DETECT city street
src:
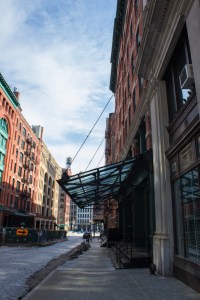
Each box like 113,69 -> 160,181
0,234 -> 83,300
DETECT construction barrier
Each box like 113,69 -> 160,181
0,227 -> 67,245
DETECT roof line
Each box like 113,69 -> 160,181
0,73 -> 21,108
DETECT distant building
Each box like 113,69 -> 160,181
69,200 -> 77,231
58,168 -> 71,231
37,141 -> 62,230
76,206 -> 93,232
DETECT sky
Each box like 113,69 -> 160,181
0,0 -> 117,175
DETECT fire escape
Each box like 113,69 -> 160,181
20,136 -> 36,212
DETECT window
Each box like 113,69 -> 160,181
135,0 -> 138,15
197,136 -> 200,158
16,181 -> 20,192
27,201 -> 30,212
0,152 -> 5,165
136,28 -> 141,52
138,76 -> 143,95
128,75 -> 130,95
18,166 -> 22,177
133,90 -> 136,112
131,53 -> 134,73
21,140 -> 25,149
14,196 -> 18,209
128,106 -> 131,128
0,118 -> 8,133
22,127 -> 26,137
10,194 -> 13,206
124,119 -> 128,136
12,178 -> 15,189
164,26 -> 195,122
0,134 -> 6,149
180,143 -> 193,171
10,160 -> 13,171
20,152 -> 23,163
173,167 -> 200,264
130,22 -> 133,36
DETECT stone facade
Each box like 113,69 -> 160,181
36,141 -> 62,230
58,168 -> 71,231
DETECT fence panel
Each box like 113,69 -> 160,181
0,227 -> 67,245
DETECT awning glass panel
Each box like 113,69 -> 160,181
57,158 -> 137,208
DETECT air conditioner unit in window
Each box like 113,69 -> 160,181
179,64 -> 194,89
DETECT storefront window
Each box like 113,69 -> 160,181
173,179 -> 185,256
173,167 -> 200,264
196,136 -> 200,158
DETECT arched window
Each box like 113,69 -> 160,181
0,118 -> 8,134
48,177 -> 52,187
44,173 -> 48,184
0,119 -> 8,182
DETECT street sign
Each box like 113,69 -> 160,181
16,228 -> 28,236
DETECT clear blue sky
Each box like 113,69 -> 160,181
0,0 -> 117,174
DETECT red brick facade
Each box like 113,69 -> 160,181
108,0 -> 152,164
0,74 -> 42,227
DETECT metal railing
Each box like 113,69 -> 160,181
112,237 -> 151,268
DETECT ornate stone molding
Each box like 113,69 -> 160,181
135,0 -> 194,79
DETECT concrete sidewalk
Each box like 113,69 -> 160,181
23,238 -> 200,300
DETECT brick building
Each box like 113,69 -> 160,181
107,0 -> 200,293
0,74 -> 42,227
0,73 -> 62,230
106,0 -> 154,254
58,168 -> 71,231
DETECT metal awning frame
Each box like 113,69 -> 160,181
58,158 -> 138,208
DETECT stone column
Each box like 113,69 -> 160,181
150,80 -> 174,276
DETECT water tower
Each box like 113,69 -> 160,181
66,157 -> 72,169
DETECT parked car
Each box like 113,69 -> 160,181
83,231 -> 91,239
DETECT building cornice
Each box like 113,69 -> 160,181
135,0 -> 194,79
135,0 -> 173,78
109,0 -> 127,93
0,73 -> 20,108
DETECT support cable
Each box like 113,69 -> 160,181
70,62 -> 132,168
70,94 -> 113,167
85,137 -> 105,171
97,152 -> 105,168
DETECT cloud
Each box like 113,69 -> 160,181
0,0 -> 116,174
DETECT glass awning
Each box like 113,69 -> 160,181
57,158 -> 137,208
